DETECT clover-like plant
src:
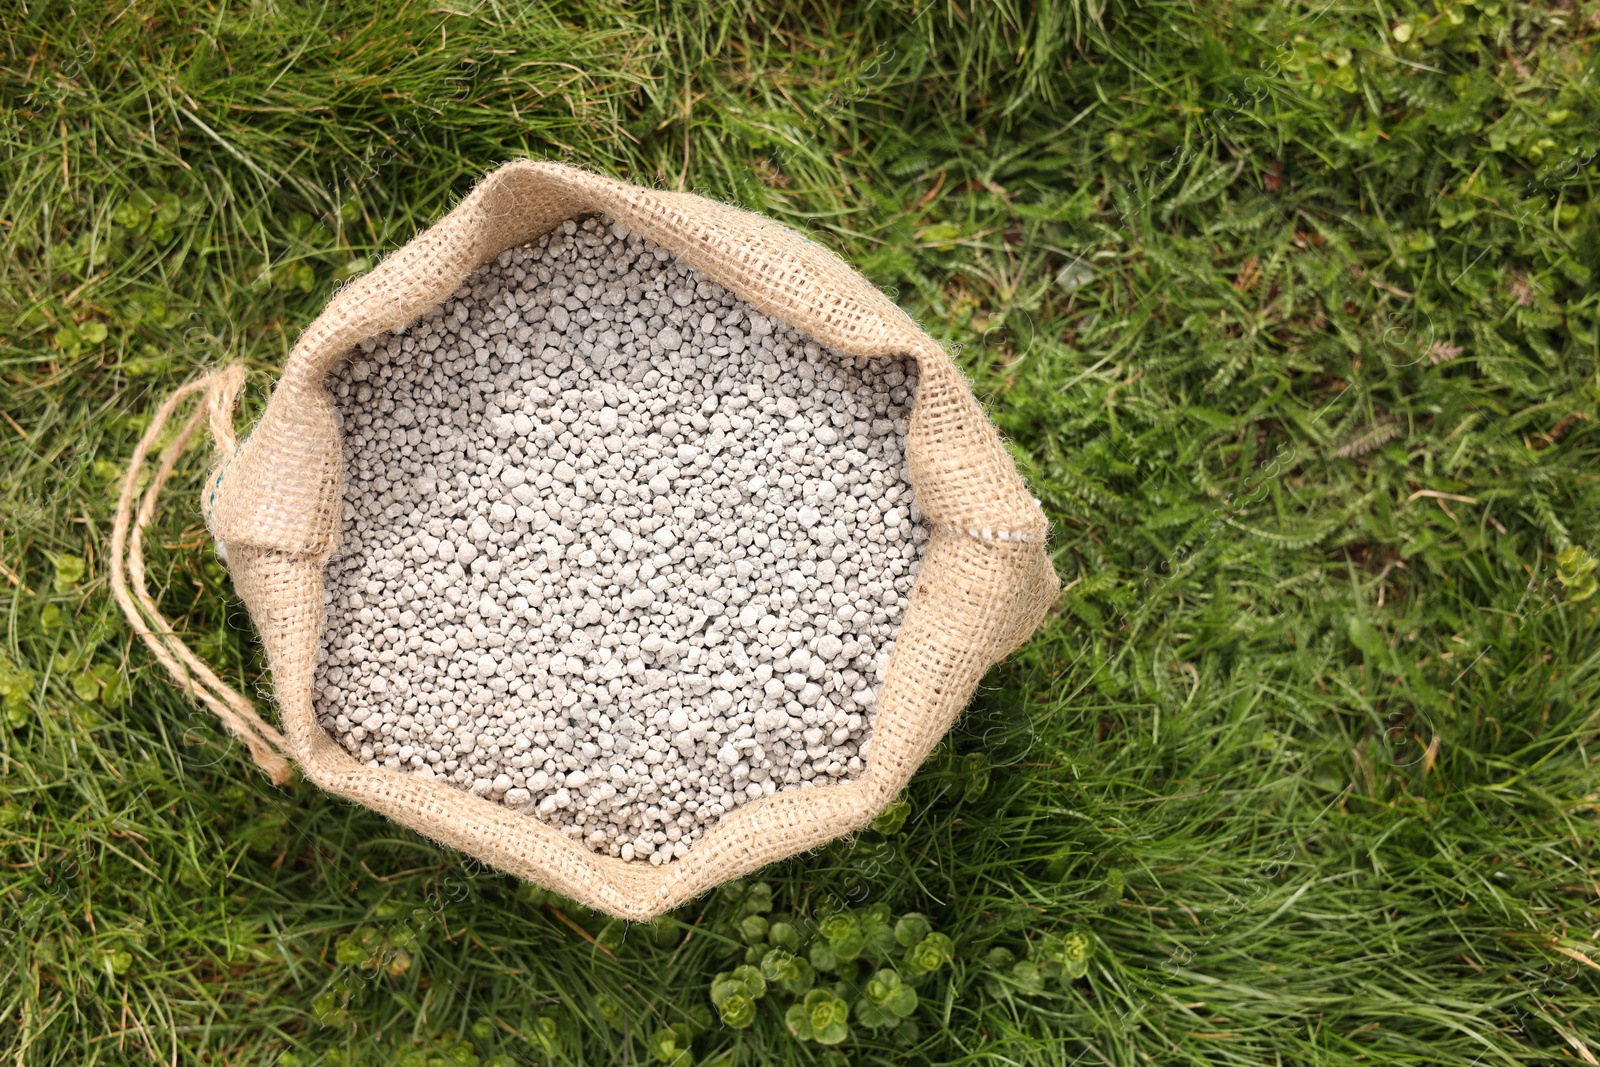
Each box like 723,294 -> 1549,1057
761,947 -> 817,995
311,973 -> 364,1027
710,964 -> 767,1029
708,893 -> 956,1044
529,1016 -> 560,1057
334,925 -> 388,970
986,928 -> 1096,994
647,1025 -> 695,1067
50,553 -> 85,595
814,911 -> 865,965
1557,545 -> 1598,602
0,654 -> 34,727
902,931 -> 954,976
1037,929 -> 1094,981
856,968 -> 919,1028
894,913 -> 931,949
859,902 -> 898,957
785,988 -> 851,1045
871,798 -> 911,834
982,946 -> 1047,995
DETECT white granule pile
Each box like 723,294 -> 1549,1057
313,214 -> 925,864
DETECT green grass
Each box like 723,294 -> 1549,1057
3,0 -> 1600,1062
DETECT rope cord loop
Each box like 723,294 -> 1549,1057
108,367 -> 292,785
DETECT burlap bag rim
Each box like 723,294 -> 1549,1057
206,161 -> 1058,920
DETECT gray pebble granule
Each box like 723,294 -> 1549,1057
314,214 -> 925,864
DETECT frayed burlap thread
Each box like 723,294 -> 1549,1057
184,161 -> 1057,919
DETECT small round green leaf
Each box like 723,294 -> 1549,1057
871,798 -> 910,834
784,1002 -> 814,1041
729,963 -> 767,1000
739,914 -> 769,944
767,920 -> 800,952
894,913 -> 931,949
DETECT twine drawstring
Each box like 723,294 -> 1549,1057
109,367 -> 293,785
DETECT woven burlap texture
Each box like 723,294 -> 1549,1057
206,161 -> 1059,920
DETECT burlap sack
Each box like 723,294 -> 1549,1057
113,161 -> 1058,920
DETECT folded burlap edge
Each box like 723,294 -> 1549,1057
208,161 -> 1059,920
